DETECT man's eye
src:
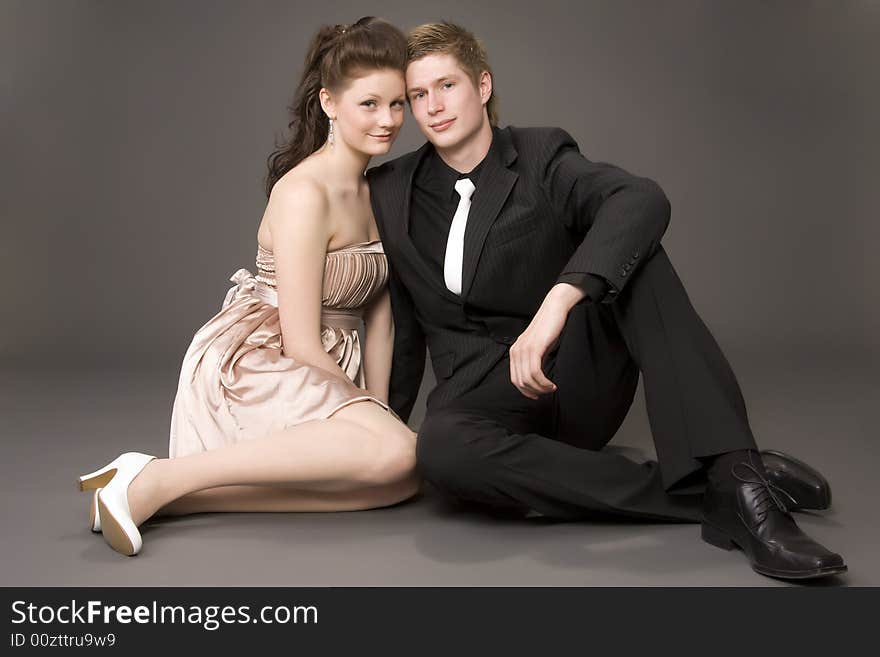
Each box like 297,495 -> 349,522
443,82 -> 454,89
412,92 -> 425,100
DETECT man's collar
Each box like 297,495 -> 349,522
417,148 -> 461,195
417,126 -> 514,196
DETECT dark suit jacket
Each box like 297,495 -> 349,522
367,126 -> 671,422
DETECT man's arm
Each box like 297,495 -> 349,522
545,127 -> 670,299
509,128 -> 671,399
386,266 -> 427,423
365,164 -> 427,422
556,273 -> 609,304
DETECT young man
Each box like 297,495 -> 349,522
366,22 -> 845,580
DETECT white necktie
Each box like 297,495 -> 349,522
444,177 -> 476,295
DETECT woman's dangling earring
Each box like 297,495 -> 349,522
328,118 -> 335,147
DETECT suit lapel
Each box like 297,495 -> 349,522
394,143 -> 463,304
460,128 -> 518,299
400,142 -> 430,235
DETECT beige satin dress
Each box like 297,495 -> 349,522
168,240 -> 390,458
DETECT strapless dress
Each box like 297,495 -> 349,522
168,240 -> 390,457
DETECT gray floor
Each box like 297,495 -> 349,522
2,350 -> 876,587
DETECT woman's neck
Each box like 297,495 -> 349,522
314,141 -> 371,191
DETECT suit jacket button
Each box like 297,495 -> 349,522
624,263 -> 632,270
633,252 -> 640,259
620,269 -> 628,277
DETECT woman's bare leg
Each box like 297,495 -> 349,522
157,477 -> 420,516
123,401 -> 417,525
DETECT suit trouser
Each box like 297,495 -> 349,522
416,246 -> 759,522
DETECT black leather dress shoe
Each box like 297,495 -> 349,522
702,456 -> 846,580
761,450 -> 831,511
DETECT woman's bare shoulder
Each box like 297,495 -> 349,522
270,167 -> 328,214
264,167 -> 334,247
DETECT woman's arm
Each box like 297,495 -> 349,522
265,178 -> 353,383
362,287 -> 393,403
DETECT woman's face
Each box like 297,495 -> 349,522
323,68 -> 406,156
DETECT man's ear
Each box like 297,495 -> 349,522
479,71 -> 493,106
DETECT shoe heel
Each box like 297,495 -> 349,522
90,489 -> 101,532
78,461 -> 121,491
702,523 -> 736,551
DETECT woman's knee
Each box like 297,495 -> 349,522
360,419 -> 417,487
331,401 -> 417,485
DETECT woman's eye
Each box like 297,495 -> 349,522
392,100 -> 405,108
361,100 -> 376,107
443,82 -> 453,89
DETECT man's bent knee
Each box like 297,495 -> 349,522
416,412 -> 493,493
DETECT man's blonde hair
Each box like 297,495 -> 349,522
407,21 -> 499,126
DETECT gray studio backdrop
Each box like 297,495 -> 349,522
3,0 -> 877,387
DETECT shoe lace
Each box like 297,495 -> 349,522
731,454 -> 791,522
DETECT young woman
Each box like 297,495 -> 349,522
77,17 -> 419,556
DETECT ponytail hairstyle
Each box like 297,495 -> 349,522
265,17 -> 407,198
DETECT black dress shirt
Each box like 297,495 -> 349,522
410,146 -> 488,280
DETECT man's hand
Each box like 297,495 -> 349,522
509,283 -> 586,399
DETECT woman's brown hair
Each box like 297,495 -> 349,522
265,17 -> 407,198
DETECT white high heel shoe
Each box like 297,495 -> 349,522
78,452 -> 156,556
90,489 -> 101,532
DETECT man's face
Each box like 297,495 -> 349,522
405,53 -> 490,151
